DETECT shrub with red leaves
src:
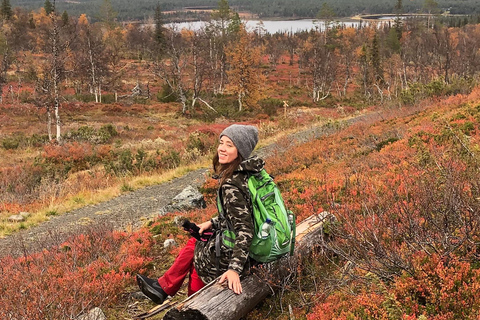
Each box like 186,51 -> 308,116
0,227 -> 155,320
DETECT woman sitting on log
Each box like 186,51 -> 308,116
136,124 -> 263,304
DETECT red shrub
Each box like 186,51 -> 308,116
0,227 -> 155,319
307,253 -> 480,320
43,141 -> 95,164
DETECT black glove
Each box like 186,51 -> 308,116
182,219 -> 213,242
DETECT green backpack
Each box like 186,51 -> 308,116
217,169 -> 296,263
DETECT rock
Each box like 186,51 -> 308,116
19,212 -> 30,218
173,215 -> 186,226
331,202 -> 342,208
8,212 -> 31,223
8,215 -> 25,223
130,291 -> 149,300
77,307 -> 106,320
164,239 -> 177,249
160,185 -> 206,215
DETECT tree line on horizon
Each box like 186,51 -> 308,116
7,0 -> 480,22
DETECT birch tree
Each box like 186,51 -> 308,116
423,0 -> 440,29
72,14 -> 108,102
36,0 -> 64,142
51,1 -> 61,141
0,26 -> 12,104
152,27 -> 189,113
188,29 -> 216,112
207,0 -> 238,94
300,27 -> 338,102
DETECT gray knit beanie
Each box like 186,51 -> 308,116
220,124 -> 259,160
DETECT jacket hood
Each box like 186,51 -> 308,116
236,156 -> 265,174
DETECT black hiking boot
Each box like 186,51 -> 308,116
136,274 -> 168,304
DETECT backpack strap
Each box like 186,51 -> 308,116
215,187 -> 226,277
289,211 -> 296,256
216,185 -> 236,231
215,231 -> 221,276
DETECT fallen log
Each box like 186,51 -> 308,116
163,212 -> 332,320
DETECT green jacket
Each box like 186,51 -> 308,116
194,156 -> 265,283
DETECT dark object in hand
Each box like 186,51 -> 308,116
182,219 -> 213,242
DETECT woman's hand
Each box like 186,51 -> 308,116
218,269 -> 242,294
197,220 -> 212,235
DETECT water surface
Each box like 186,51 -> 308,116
167,19 -> 361,34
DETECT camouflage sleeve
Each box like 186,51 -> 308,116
210,216 -> 219,230
221,183 -> 254,274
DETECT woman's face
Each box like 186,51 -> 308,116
217,136 -> 238,164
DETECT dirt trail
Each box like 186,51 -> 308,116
0,114 -> 373,258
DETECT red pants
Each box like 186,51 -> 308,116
158,237 -> 205,296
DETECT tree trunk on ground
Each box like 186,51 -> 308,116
163,212 -> 332,320
164,275 -> 270,320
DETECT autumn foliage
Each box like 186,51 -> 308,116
3,86 -> 480,318
258,89 -> 480,319
1,2 -> 480,319
1,92 -> 480,319
0,226 -> 155,319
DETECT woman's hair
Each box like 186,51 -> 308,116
213,152 -> 244,185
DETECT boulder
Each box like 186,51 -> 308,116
8,212 -> 31,223
164,238 -> 177,249
8,215 -> 25,223
19,212 -> 31,218
160,185 -> 206,215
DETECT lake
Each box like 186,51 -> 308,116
167,19 -> 361,34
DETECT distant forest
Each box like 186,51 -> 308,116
9,0 -> 480,22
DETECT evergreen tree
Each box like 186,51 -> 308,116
359,43 -> 369,95
210,0 -> 236,93
227,11 -> 241,35
370,33 -> 384,84
61,10 -> 69,26
154,4 -> 165,47
423,0 -> 440,14
393,0 -> 403,41
211,0 -> 232,37
394,0 -> 403,13
1,0 -> 13,20
97,0 -> 118,29
423,0 -> 440,28
44,0 -> 54,15
317,2 -> 336,21
387,27 -> 401,53
317,2 -> 336,43
29,14 -> 36,29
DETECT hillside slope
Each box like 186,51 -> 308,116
1,89 -> 480,318
259,88 -> 480,319
0,110 -> 369,257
